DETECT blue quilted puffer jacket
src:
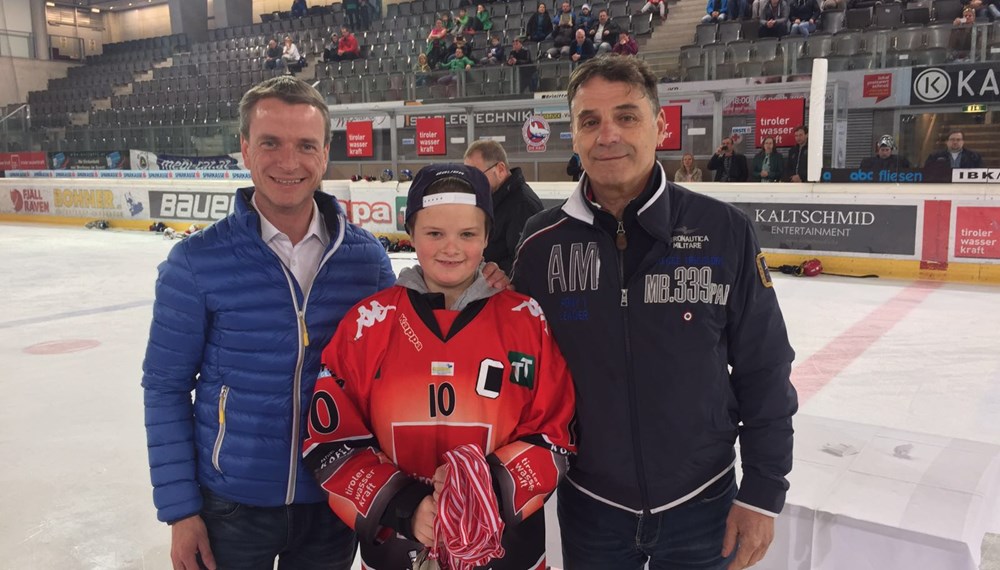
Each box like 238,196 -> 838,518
142,187 -> 395,523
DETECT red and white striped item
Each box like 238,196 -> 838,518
430,444 -> 506,570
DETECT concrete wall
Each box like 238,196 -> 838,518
0,0 -> 33,33
0,56 -> 75,106
103,5 -> 172,44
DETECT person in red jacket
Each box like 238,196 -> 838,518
304,163 -> 576,570
330,25 -> 361,61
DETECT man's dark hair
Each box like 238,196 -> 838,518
948,130 -> 965,139
567,55 -> 660,116
239,75 -> 331,147
794,125 -> 808,135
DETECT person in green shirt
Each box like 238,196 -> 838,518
437,46 -> 474,97
476,4 -> 494,32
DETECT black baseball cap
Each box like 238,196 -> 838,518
405,163 -> 493,227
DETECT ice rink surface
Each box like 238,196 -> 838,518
2,222 -> 999,569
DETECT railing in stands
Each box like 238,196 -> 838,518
0,104 -> 31,153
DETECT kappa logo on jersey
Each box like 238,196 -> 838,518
508,352 -> 536,389
354,301 -> 396,340
398,313 -> 423,351
512,298 -> 548,332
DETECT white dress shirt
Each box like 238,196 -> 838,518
253,195 -> 330,299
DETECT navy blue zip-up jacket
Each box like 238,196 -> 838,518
512,164 -> 797,517
143,187 -> 395,523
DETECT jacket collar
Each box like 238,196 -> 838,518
236,187 -> 346,248
492,167 -> 526,207
561,162 -> 674,243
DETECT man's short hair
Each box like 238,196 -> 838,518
567,55 -> 660,116
794,125 -> 808,134
239,76 -> 332,147
948,130 -> 965,139
465,139 -> 509,166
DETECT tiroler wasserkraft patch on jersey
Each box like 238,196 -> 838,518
508,352 -> 536,389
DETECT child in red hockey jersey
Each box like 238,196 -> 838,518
304,164 -> 576,569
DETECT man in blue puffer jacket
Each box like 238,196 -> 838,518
142,76 -> 395,570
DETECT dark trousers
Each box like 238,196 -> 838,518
557,471 -> 738,569
200,490 -> 357,570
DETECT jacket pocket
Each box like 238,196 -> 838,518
211,385 -> 230,474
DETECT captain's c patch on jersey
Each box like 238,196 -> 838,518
755,253 -> 773,288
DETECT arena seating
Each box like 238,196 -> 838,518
11,0 -> 1000,153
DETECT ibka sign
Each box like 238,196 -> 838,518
656,106 -> 682,151
0,152 -> 48,171
346,121 -> 374,158
416,117 -> 446,156
148,190 -> 235,221
952,168 -> 1000,183
910,65 -> 1000,105
754,98 -> 804,148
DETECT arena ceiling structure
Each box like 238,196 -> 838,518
52,0 -> 168,12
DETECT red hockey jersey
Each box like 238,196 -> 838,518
304,285 -> 576,569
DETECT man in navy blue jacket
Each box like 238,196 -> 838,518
513,56 -> 797,570
142,76 -> 395,569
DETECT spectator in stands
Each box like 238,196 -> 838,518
414,52 -> 432,86
638,0 -> 669,22
961,0 -> 988,19
437,46 -> 475,96
759,0 -> 790,37
441,11 -> 457,33
751,136 -> 785,182
784,125 -> 808,182
476,4 -> 494,33
612,30 -> 639,55
708,136 -> 749,181
291,0 -> 308,18
321,32 -> 338,62
281,36 -> 303,72
464,140 -> 544,273
455,7 -> 473,34
428,19 -> 448,44
577,4 -> 596,30
527,3 -> 555,41
860,135 -> 911,171
589,9 -> 622,52
344,0 -> 361,31
788,0 -> 820,37
447,36 -> 473,62
566,28 -> 597,62
702,0 -> 730,22
264,38 -> 284,70
426,21 -> 450,67
143,75 -> 387,570
948,7 -> 976,61
925,130 -> 984,169
674,152 -> 704,182
551,1 -> 578,55
359,0 -> 373,30
330,26 -> 361,61
480,35 -> 506,64
506,37 -> 537,93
